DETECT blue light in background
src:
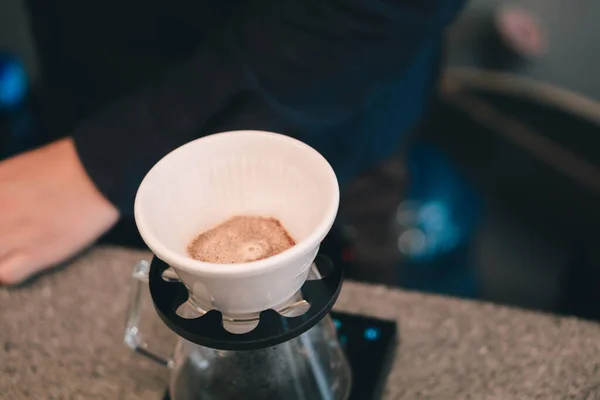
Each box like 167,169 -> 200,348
333,318 -> 342,330
0,54 -> 27,110
363,327 -> 380,341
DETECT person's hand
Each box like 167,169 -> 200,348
0,138 -> 119,284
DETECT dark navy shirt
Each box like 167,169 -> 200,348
26,0 -> 466,215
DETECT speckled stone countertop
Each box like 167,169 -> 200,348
2,247 -> 600,399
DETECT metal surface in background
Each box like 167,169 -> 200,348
446,0 -> 600,102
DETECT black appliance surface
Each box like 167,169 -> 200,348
333,311 -> 398,400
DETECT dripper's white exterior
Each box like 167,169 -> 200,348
134,131 -> 339,318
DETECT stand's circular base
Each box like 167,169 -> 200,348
149,255 -> 344,351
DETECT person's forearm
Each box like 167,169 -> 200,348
72,0 -> 466,215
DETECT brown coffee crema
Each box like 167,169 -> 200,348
188,216 -> 296,264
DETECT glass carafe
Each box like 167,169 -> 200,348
125,261 -> 352,400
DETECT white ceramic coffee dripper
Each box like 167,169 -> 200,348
134,130 -> 339,321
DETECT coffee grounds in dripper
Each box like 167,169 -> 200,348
188,216 -> 295,264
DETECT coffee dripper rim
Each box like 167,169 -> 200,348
133,130 -> 340,278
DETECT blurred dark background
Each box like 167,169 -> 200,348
1,0 -> 599,319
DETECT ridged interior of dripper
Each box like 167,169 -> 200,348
136,131 -> 337,264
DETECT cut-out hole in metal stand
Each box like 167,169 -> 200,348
221,318 -> 260,335
161,268 -> 180,283
279,299 -> 310,317
175,302 -> 204,320
148,255 -> 344,351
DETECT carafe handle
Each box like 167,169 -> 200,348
123,260 -> 175,368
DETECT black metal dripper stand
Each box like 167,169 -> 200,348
150,254 -> 344,351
